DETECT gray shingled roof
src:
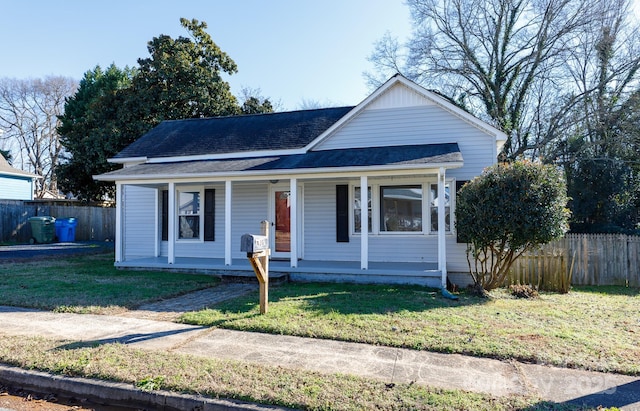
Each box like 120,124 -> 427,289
0,154 -> 38,178
98,143 -> 462,179
114,106 -> 355,159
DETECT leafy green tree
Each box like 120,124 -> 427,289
59,18 -> 272,201
566,158 -> 638,233
241,96 -> 274,114
132,17 -> 240,123
456,161 -> 569,291
237,87 -> 278,114
57,65 -> 135,201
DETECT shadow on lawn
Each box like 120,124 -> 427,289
572,285 -> 640,297
221,282 -> 490,316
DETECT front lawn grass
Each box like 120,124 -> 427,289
181,282 -> 640,376
0,253 -> 216,313
0,335 -> 589,411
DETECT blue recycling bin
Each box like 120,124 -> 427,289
55,218 -> 78,242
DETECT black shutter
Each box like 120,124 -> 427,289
336,185 -> 349,242
161,190 -> 168,241
455,180 -> 469,243
204,189 -> 215,241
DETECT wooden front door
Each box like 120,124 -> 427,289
272,189 -> 291,257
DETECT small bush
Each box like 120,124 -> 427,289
509,284 -> 539,299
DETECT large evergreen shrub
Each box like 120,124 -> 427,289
456,161 -> 569,290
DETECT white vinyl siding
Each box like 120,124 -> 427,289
315,105 -> 495,179
446,238 -> 470,273
0,175 -> 33,200
369,234 -> 437,263
230,183 -> 269,259
304,181 -> 360,261
367,82 -> 437,110
123,185 -> 156,258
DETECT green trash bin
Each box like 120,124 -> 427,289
28,216 -> 56,244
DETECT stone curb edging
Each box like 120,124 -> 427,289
0,364 -> 291,411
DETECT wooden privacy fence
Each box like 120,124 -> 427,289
508,241 -> 571,292
508,233 -> 640,289
0,201 -> 115,243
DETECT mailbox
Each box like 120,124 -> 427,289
241,234 -> 269,253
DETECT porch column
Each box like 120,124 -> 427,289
168,182 -> 175,264
437,167 -> 447,287
360,175 -> 368,270
290,178 -> 298,268
115,182 -> 123,263
225,180 -> 232,265
154,188 -> 160,257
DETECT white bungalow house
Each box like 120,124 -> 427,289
94,75 -> 506,287
0,154 -> 39,200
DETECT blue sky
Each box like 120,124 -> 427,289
4,1 -> 639,111
1,0 -> 412,110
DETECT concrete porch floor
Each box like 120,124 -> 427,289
115,257 -> 443,287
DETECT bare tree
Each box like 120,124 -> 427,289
366,0 -> 629,159
0,76 -> 77,197
563,0 -> 640,157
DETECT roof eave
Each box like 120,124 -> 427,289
0,170 -> 40,179
108,157 -> 148,165
93,161 -> 464,182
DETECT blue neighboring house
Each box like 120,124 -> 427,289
0,154 -> 38,200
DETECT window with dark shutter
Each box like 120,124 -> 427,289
204,188 -> 215,241
336,185 -> 349,242
161,190 -> 168,241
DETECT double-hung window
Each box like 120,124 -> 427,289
429,183 -> 451,233
162,187 -> 215,242
178,190 -> 201,240
353,186 -> 372,233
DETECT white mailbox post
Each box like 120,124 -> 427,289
240,220 -> 271,314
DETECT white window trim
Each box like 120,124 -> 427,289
176,186 -> 204,242
351,184 -> 373,235
378,183 -> 426,235
428,180 -> 455,234
350,178 -> 456,236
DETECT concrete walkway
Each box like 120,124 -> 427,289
0,284 -> 638,410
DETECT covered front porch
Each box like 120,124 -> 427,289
115,257 -> 442,287
103,141 -> 466,289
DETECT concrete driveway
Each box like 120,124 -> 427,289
0,241 -> 114,262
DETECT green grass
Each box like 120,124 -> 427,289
0,335 -> 595,411
0,253 -> 216,313
181,282 -> 640,376
0,255 -> 632,409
